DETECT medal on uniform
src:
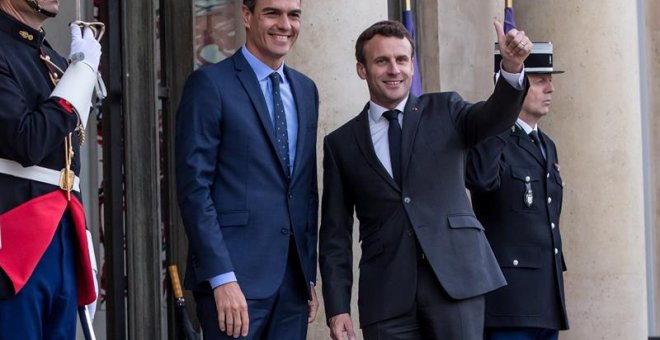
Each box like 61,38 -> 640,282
523,176 -> 533,207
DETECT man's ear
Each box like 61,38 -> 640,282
241,5 -> 252,30
356,62 -> 367,80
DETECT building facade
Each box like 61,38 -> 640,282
41,0 -> 658,339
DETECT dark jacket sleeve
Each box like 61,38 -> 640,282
0,54 -> 78,166
451,75 -> 527,147
319,136 -> 355,320
466,134 -> 508,193
175,69 -> 234,284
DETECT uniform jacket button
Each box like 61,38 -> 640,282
513,259 -> 519,266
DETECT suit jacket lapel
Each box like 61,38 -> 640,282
512,125 -> 546,167
285,66 -> 307,179
233,52 -> 289,177
352,104 -> 400,192
401,95 -> 423,183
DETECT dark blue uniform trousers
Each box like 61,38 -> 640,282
0,212 -> 78,340
195,237 -> 309,340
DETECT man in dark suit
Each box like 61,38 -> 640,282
175,0 -> 319,338
319,20 -> 532,339
466,42 -> 568,340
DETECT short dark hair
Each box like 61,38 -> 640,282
355,20 -> 415,64
243,0 -> 256,12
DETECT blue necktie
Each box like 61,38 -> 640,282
383,109 -> 402,186
269,72 -> 290,176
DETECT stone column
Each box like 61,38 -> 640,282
419,0 -> 500,100
286,1 -> 388,339
646,0 -> 660,335
515,1 -> 648,339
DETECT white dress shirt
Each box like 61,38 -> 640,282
368,69 -> 525,178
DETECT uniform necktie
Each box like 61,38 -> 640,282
383,109 -> 402,186
269,72 -> 290,176
529,130 -> 546,160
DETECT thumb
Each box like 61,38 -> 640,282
493,20 -> 505,46
69,23 -> 82,40
347,323 -> 357,340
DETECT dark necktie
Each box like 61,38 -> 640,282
528,130 -> 546,159
269,72 -> 290,176
383,109 -> 402,186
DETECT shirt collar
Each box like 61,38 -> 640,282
516,118 -> 537,135
368,97 -> 409,124
241,45 -> 285,82
0,9 -> 46,49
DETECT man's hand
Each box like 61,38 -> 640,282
328,313 -> 356,340
308,284 -> 319,323
69,24 -> 101,70
213,282 -> 249,338
494,20 -> 532,73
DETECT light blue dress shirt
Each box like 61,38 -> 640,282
209,46 -> 299,289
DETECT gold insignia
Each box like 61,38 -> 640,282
19,30 -> 34,41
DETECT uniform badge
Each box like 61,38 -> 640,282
524,182 -> 533,207
19,30 -> 33,41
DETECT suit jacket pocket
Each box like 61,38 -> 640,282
217,211 -> 249,227
493,245 -> 541,269
447,214 -> 485,230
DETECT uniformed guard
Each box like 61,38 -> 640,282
466,42 -> 568,340
0,0 -> 102,338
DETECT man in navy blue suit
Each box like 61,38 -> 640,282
175,0 -> 319,338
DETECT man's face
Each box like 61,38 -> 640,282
17,0 -> 59,17
521,73 -> 554,120
242,0 -> 301,69
357,35 -> 414,109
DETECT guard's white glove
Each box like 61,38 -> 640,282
50,24 -> 102,129
85,230 -> 99,321
69,24 -> 101,71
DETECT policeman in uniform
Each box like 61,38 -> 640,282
466,42 -> 568,340
0,0 -> 101,338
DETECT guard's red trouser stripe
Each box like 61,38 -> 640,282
0,190 -> 96,306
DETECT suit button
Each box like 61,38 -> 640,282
403,197 -> 411,204
281,228 -> 289,235
554,248 -> 559,255
547,197 -> 552,204
288,192 -> 293,199
551,222 -> 556,229
512,260 -> 519,266
547,172 -> 550,178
